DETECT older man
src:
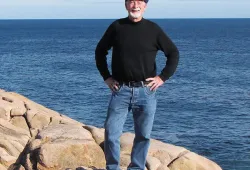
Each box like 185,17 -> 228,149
95,0 -> 179,169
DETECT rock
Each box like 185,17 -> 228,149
23,152 -> 35,170
75,167 -> 91,170
0,108 -> 7,120
26,109 -> 51,130
10,116 -> 30,131
169,152 -> 222,170
30,128 -> 39,137
7,92 -> 61,118
10,106 -> 26,116
146,155 -> 162,170
0,90 -> 223,170
26,108 -> 84,131
157,165 -> 170,170
0,118 -> 30,158
0,164 -> 7,170
36,139 -> 105,170
75,166 -> 104,170
48,116 -> 61,125
120,153 -> 131,167
58,114 -> 85,127
28,139 -> 42,151
27,124 -> 106,170
0,102 -> 12,120
0,93 -> 27,117
119,133 -> 189,170
0,139 -> 20,158
8,163 -> 26,170
0,118 -> 30,168
148,139 -> 188,165
18,165 -> 26,170
37,124 -> 93,141
83,125 -> 105,145
0,118 -> 30,139
168,157 -> 196,170
0,147 -> 17,167
120,132 -> 134,154
48,114 -> 85,127
0,155 -> 17,167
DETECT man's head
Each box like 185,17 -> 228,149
125,0 -> 148,21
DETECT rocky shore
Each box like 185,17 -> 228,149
0,89 -> 222,170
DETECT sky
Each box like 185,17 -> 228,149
0,0 -> 249,19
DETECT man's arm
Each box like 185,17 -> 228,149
156,27 -> 179,82
95,22 -> 115,81
95,22 -> 120,91
147,27 -> 179,91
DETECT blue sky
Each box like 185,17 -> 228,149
0,0 -> 249,19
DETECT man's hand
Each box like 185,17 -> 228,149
146,76 -> 164,91
105,77 -> 120,92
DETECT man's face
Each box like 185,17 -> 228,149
125,0 -> 147,19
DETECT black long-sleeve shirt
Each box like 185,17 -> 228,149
95,17 -> 179,82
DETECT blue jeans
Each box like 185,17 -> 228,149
104,84 -> 157,170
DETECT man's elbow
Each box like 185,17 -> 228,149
95,44 -> 100,56
170,48 -> 179,60
176,49 -> 180,60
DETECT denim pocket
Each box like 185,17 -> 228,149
113,84 -> 123,94
144,86 -> 156,95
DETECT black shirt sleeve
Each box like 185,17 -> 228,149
156,27 -> 179,82
95,22 -> 115,81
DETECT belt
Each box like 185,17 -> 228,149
121,81 -> 150,87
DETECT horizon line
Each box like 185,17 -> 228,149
1,17 -> 250,20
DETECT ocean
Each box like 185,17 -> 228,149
0,18 -> 249,170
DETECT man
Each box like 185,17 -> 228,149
95,0 -> 179,169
